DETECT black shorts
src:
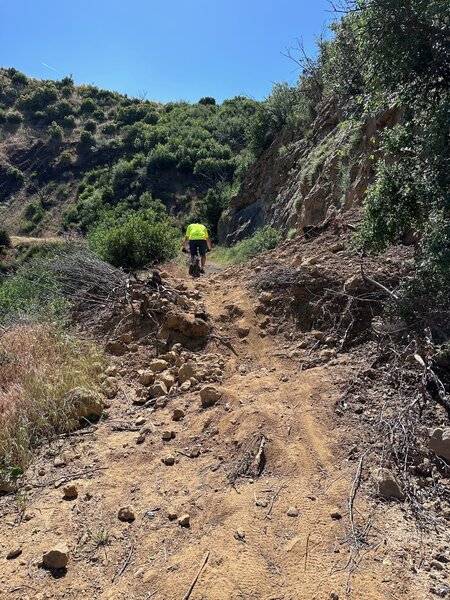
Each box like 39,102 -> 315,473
189,239 -> 207,257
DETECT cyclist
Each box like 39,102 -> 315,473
182,223 -> 212,274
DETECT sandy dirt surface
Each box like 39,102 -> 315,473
0,258 -> 437,600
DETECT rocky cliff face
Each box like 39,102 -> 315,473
219,100 -> 402,244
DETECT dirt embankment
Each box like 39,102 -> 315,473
0,232 -> 449,600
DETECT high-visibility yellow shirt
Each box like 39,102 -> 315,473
186,223 -> 209,240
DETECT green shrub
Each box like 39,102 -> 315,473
78,129 -> 95,147
80,98 -> 97,114
48,121 -> 64,141
6,110 -> 23,125
4,166 -> 25,185
24,200 -> 45,224
62,114 -> 76,128
88,209 -> 179,269
212,227 -> 283,265
0,229 -> 11,248
199,97 -> 216,105
53,150 -> 75,169
84,119 -> 97,132
11,71 -> 28,86
0,108 -> 6,124
101,122 -> 117,135
17,84 -> 58,111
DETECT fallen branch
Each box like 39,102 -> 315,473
265,483 -> 285,519
182,550 -> 210,600
112,541 -> 135,583
360,265 -> 400,302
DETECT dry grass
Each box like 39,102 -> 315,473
0,322 -> 103,470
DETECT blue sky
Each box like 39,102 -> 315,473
0,0 -> 333,103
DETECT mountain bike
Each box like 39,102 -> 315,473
182,247 -> 208,278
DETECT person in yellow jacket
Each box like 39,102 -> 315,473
182,223 -> 212,274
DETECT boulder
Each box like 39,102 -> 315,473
149,359 -> 169,373
178,362 -> 199,384
147,382 -> 168,398
42,544 -> 69,569
165,312 -> 209,338
159,371 -> 175,390
373,468 -> 405,500
237,324 -> 250,338
66,387 -> 105,421
200,385 -> 222,408
429,428 -> 450,462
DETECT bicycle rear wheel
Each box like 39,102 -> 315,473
192,257 -> 201,278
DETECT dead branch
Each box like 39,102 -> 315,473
265,483 -> 285,520
182,551 -> 210,600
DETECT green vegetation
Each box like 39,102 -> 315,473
212,227 -> 283,265
0,228 -> 12,248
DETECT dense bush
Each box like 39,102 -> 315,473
87,207 -> 179,269
0,228 -> 11,248
5,110 -> 23,125
213,227 -> 283,264
48,121 -> 63,141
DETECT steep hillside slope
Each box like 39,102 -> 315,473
219,100 -> 402,244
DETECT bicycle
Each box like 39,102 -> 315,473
182,246 -> 209,278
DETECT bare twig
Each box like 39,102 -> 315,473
182,551 -> 210,600
265,483 -> 285,519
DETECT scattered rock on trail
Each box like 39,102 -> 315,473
178,514 -> 190,527
429,428 -> 450,462
237,324 -> 251,338
234,529 -> 245,540
159,371 -> 175,390
138,370 -> 155,385
330,510 -> 342,520
63,484 -> 78,499
148,382 -> 168,398
162,430 -> 176,441
164,311 -> 209,339
373,468 -> 405,500
180,380 -> 192,392
42,544 -> 69,569
162,455 -> 175,466
0,479 -> 18,493
106,340 -> 128,356
6,547 -> 22,559
66,387 -> 105,422
118,505 -> 136,522
200,385 -> 222,408
259,291 -> 273,304
172,408 -> 185,421
149,359 -> 169,373
287,507 -> 299,517
101,376 -> 119,399
167,509 -> 178,521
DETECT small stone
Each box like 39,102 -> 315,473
255,498 -> 268,508
118,505 -> 136,522
200,385 -> 222,408
178,514 -> 190,527
287,507 -> 299,517
63,484 -> 78,499
373,468 -> 405,500
106,340 -> 128,356
167,509 -> 178,521
190,448 -> 200,458
54,455 -> 67,468
105,365 -> 117,376
180,380 -> 191,392
148,382 -> 168,398
42,544 -> 69,569
330,593 -> 339,600
259,292 -> 273,304
6,547 -> 22,559
330,510 -> 342,520
38,468 -> 46,476
135,417 -> 146,427
429,428 -> 450,462
159,371 -> 175,390
234,529 -> 245,540
172,408 -> 185,421
101,377 -> 119,399
237,324 -> 250,338
162,430 -> 175,441
163,455 -> 175,466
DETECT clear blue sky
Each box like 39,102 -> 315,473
0,0 -> 333,103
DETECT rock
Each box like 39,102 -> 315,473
162,455 -> 175,466
0,479 -> 18,493
149,359 -> 169,373
178,514 -> 190,527
167,508 -> 178,521
373,468 -> 405,500
101,377 -> 119,399
429,428 -> 450,462
66,387 -> 105,421
234,529 -> 245,540
136,423 -> 156,444
135,417 -> 146,427
42,544 -> 69,569
180,380 -> 192,392
6,547 -> 22,559
105,365 -> 117,376
172,408 -> 185,421
118,505 -> 136,522
225,304 -> 244,318
200,385 -> 222,408
287,507 -> 299,517
178,362 -> 199,384
259,291 -> 273,304
162,430 -> 175,441
148,382 -> 168,398
330,593 -> 339,600
63,484 -> 78,499
159,351 -> 177,364
164,312 -> 210,339
237,324 -> 250,338
138,370 -> 155,385
54,455 -> 67,467
190,448 -> 200,458
159,371 -> 175,390
330,510 -> 342,520
106,340 -> 128,356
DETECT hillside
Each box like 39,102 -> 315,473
0,68 -> 258,238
